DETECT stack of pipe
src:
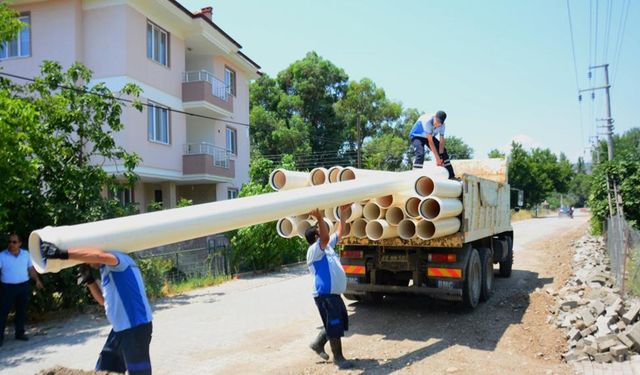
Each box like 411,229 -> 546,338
271,166 -> 463,242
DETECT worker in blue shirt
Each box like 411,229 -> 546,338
305,205 -> 353,369
42,243 -> 152,375
409,110 -> 455,178
0,233 -> 44,346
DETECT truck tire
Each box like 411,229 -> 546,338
462,249 -> 481,309
478,247 -> 494,301
499,236 -> 513,278
343,294 -> 361,301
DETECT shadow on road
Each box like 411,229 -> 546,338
343,269 -> 553,375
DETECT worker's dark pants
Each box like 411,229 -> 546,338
411,137 -> 455,179
0,281 -> 30,341
314,294 -> 349,338
96,322 -> 153,375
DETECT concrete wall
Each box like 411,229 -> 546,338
177,184 -> 217,205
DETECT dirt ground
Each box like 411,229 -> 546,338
277,218 -> 587,375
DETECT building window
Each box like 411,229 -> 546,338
0,15 -> 30,60
148,102 -> 170,144
224,67 -> 236,96
227,188 -> 238,199
108,186 -> 134,205
226,127 -> 237,155
146,21 -> 169,66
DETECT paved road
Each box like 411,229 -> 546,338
0,213 -> 588,374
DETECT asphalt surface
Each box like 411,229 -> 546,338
0,213 -> 588,374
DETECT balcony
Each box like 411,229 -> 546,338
183,142 -> 235,179
182,70 -> 233,116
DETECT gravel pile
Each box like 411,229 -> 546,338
549,235 -> 640,363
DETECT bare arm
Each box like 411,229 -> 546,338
67,248 -> 118,266
426,134 -> 442,164
310,209 -> 329,250
28,266 -> 43,289
87,282 -> 104,305
439,135 -> 445,154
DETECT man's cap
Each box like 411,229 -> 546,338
435,111 -> 447,124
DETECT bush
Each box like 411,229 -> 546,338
135,257 -> 173,300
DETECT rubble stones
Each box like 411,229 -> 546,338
551,235 -> 640,365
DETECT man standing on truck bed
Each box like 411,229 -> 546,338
409,110 -> 455,179
305,205 -> 354,369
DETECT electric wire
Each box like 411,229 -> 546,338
611,0 -> 631,84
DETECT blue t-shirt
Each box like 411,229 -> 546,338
306,233 -> 347,296
100,252 -> 152,332
409,113 -> 445,140
0,249 -> 32,284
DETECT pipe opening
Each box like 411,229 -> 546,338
270,169 -> 286,190
405,197 -> 421,218
375,195 -> 394,208
415,176 -> 435,197
398,219 -> 416,240
296,219 -> 316,236
310,168 -> 327,185
342,222 -> 351,237
339,169 -> 356,181
336,206 -> 352,221
352,219 -> 368,238
328,166 -> 342,183
420,198 -> 440,220
366,220 -> 384,240
416,220 -> 436,240
277,218 -> 296,237
363,202 -> 382,220
385,207 -> 405,225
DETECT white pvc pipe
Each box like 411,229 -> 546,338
269,169 -> 309,191
416,218 -> 461,240
338,167 -> 397,182
276,217 -> 300,238
419,197 -> 463,220
321,218 -> 336,235
398,218 -> 418,240
327,166 -> 343,183
414,176 -> 462,198
385,206 -> 406,225
31,170 -> 426,273
404,197 -> 422,218
342,222 -> 351,238
374,195 -> 394,208
334,202 -> 363,223
363,201 -> 386,220
296,218 -> 317,238
309,167 -> 328,186
351,218 -> 368,239
366,219 -> 398,240
325,207 -> 339,222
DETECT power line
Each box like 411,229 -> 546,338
611,0 -> 631,84
566,0 -> 581,91
0,71 -> 254,128
603,0 -> 613,61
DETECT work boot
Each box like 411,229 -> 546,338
329,338 -> 354,369
309,330 -> 329,360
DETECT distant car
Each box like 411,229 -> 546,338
558,206 -> 573,218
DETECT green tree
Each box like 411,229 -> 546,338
488,149 -> 505,158
335,78 -> 401,167
230,155 -> 308,272
444,135 -> 474,160
362,133 -> 408,171
0,60 -> 142,312
0,2 -> 22,42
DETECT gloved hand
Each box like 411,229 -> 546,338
76,264 -> 96,286
41,242 -> 69,260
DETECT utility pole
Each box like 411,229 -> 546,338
579,64 -> 623,217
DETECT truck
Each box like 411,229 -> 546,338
339,159 -> 513,309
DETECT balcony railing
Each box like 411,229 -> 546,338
183,70 -> 229,102
184,142 -> 230,169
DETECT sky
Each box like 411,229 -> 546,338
182,0 -> 639,163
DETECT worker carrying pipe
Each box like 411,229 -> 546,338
409,111 -> 455,179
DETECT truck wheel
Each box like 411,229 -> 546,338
478,247 -> 494,301
343,294 -> 361,301
462,249 -> 481,309
499,236 -> 513,278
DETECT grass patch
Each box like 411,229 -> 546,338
511,209 -> 534,221
162,274 -> 231,296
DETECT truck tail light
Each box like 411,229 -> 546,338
428,253 -> 457,263
341,250 -> 363,258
